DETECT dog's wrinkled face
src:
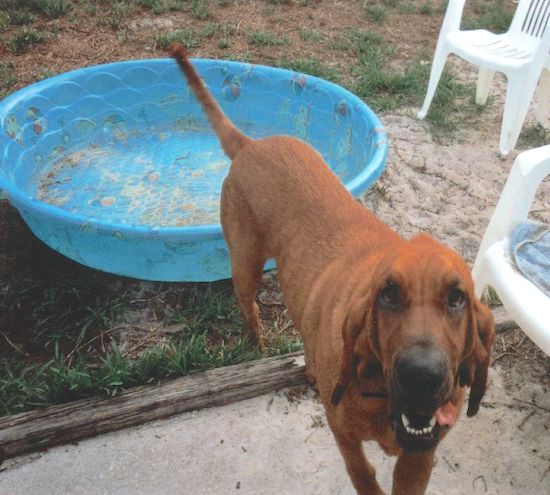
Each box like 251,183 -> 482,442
375,238 -> 474,451
332,234 -> 495,452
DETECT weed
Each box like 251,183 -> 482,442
398,2 -> 417,14
345,29 -> 477,139
419,2 -> 434,15
328,38 -> 352,52
220,52 -> 255,62
364,4 -> 388,24
199,22 -> 235,39
0,327 -> 295,415
0,62 -> 17,98
463,0 -> 514,33
155,29 -> 202,50
137,0 -> 184,14
518,123 -> 550,150
275,58 -> 341,84
172,285 -> 240,330
32,0 -> 72,18
248,30 -> 289,47
8,28 -> 45,54
191,0 -> 211,19
481,286 -> 502,307
8,10 -> 38,26
300,28 -> 324,43
99,2 -> 130,30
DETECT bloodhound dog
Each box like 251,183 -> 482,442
170,44 -> 495,495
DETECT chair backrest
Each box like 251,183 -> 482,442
512,0 -> 550,37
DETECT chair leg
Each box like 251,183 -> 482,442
499,74 -> 538,156
471,259 -> 488,299
475,67 -> 494,106
417,47 -> 449,119
535,68 -> 550,127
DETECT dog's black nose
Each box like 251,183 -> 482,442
395,344 -> 446,402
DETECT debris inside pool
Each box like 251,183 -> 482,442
35,129 -> 231,227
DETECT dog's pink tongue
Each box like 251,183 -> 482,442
435,401 -> 458,427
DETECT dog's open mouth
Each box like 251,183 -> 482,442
393,401 -> 458,451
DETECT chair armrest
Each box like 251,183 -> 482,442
474,145 -> 550,275
482,241 -> 550,354
473,145 -> 550,284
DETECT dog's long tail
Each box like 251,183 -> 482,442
169,43 -> 252,160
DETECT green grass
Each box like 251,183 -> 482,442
342,29 -> 478,140
8,28 -> 45,54
275,58 -> 341,83
1,321 -> 301,416
1,278 -> 127,358
191,0 -> 211,19
300,28 -> 324,43
199,22 -> 235,38
248,30 -> 289,47
97,1 -> 131,30
398,2 -> 418,14
463,0 -> 514,33
0,276 -> 301,417
481,286 -> 502,307
419,1 -> 434,15
364,4 -> 388,23
518,123 -> 550,150
0,336 -> 258,416
30,0 -> 72,19
155,29 -> 203,49
0,62 -> 17,98
136,0 -> 185,14
7,9 -> 38,26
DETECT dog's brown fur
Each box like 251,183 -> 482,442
169,44 -> 495,495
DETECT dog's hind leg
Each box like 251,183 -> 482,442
221,179 -> 267,352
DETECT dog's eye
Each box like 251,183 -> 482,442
447,287 -> 466,310
379,281 -> 400,309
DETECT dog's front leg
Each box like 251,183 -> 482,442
331,428 -> 385,495
391,449 -> 435,495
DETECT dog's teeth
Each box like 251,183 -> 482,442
401,413 -> 410,427
430,416 -> 436,428
404,423 -> 434,436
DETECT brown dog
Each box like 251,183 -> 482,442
169,44 -> 495,495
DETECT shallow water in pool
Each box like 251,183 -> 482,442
35,128 -> 237,227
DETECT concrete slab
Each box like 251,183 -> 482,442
1,366 -> 548,495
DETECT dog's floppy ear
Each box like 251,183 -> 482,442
331,290 -> 378,406
459,298 -> 495,417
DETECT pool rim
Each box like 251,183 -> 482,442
0,57 -> 388,242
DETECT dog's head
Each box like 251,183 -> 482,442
331,234 -> 494,452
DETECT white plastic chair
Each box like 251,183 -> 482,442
417,0 -> 550,156
472,145 -> 550,355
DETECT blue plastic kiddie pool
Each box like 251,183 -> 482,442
0,58 -> 387,281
